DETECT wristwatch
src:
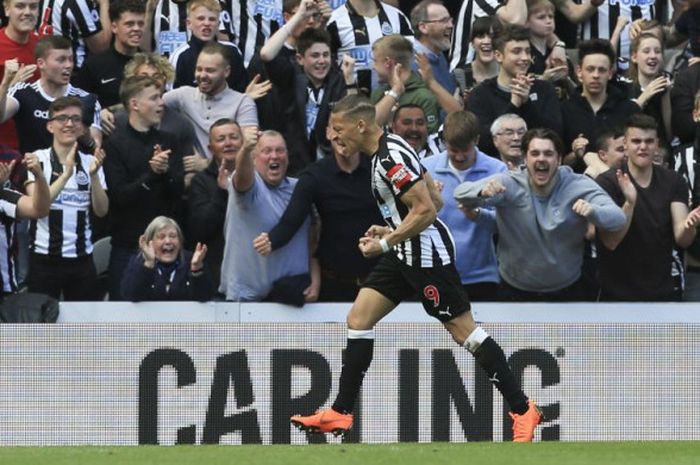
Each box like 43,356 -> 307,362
384,89 -> 400,101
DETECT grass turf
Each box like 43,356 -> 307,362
0,442 -> 698,465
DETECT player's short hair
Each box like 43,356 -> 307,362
595,128 -> 624,152
48,96 -> 84,119
34,35 -> 72,60
392,103 -> 425,122
199,42 -> 232,68
410,0 -> 444,40
331,94 -> 376,123
492,24 -> 531,53
625,113 -> 658,134
443,111 -> 480,149
119,75 -> 161,109
124,52 -> 175,85
187,0 -> 220,15
372,35 -> 414,68
296,28 -> 331,56
577,38 -> 616,67
109,0 -> 145,22
521,128 -> 565,158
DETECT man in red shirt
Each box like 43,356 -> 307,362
0,0 -> 41,148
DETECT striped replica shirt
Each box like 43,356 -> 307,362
327,0 -> 413,93
449,0 -> 501,70
0,188 -> 21,293
371,132 -> 454,267
38,0 -> 102,68
579,0 -> 658,61
218,0 -> 282,67
6,81 -> 101,154
28,148 -> 106,258
149,0 -> 189,57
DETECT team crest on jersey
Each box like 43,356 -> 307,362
381,21 -> 393,35
75,171 -> 89,186
387,164 -> 412,190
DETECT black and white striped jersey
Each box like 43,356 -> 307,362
371,132 -> 454,267
579,0 -> 657,60
0,188 -> 21,293
218,0 -> 282,67
28,148 -> 106,258
327,0 -> 413,93
7,81 -> 102,154
38,0 -> 102,68
449,0 -> 501,70
149,0 -> 190,57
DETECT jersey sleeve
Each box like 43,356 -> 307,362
378,147 -> 422,197
69,0 -> 103,38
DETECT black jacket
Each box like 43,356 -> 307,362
263,53 -> 347,175
187,160 -> 227,287
466,77 -> 563,158
121,251 -> 213,301
562,85 -> 642,150
103,124 -> 185,248
671,63 -> 700,145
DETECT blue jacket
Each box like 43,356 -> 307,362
421,149 -> 506,284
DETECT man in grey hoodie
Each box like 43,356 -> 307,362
454,127 -> 625,301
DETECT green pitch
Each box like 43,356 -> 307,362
1,442 -> 698,465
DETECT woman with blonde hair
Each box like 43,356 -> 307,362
121,216 -> 212,301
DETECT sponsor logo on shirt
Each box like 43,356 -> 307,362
609,0 -> 654,6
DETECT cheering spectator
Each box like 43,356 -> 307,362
260,26 -> 352,174
371,35 -> 440,134
219,128 -> 315,304
218,0 -> 284,67
0,0 -> 40,149
73,0 -> 146,109
466,24 -> 562,158
327,0 -> 412,93
121,215 -> 212,301
390,104 -> 441,159
596,114 -> 700,301
561,39 -> 641,169
490,114 -> 527,170
103,75 -> 184,301
187,118 -> 241,292
253,125 -> 382,302
169,0 -> 246,92
163,42 -> 258,162
456,17 -> 498,102
26,97 -> 108,300
0,35 -> 102,155
455,128 -> 625,301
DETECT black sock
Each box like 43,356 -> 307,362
472,337 -> 529,414
332,338 -> 374,414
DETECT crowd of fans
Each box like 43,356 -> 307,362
1,0 -> 700,303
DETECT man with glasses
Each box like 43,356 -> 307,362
26,96 -> 108,300
410,0 -> 457,96
491,113 -> 527,170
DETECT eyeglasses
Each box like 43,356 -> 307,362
422,16 -> 452,25
496,128 -> 527,137
50,114 -> 82,124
